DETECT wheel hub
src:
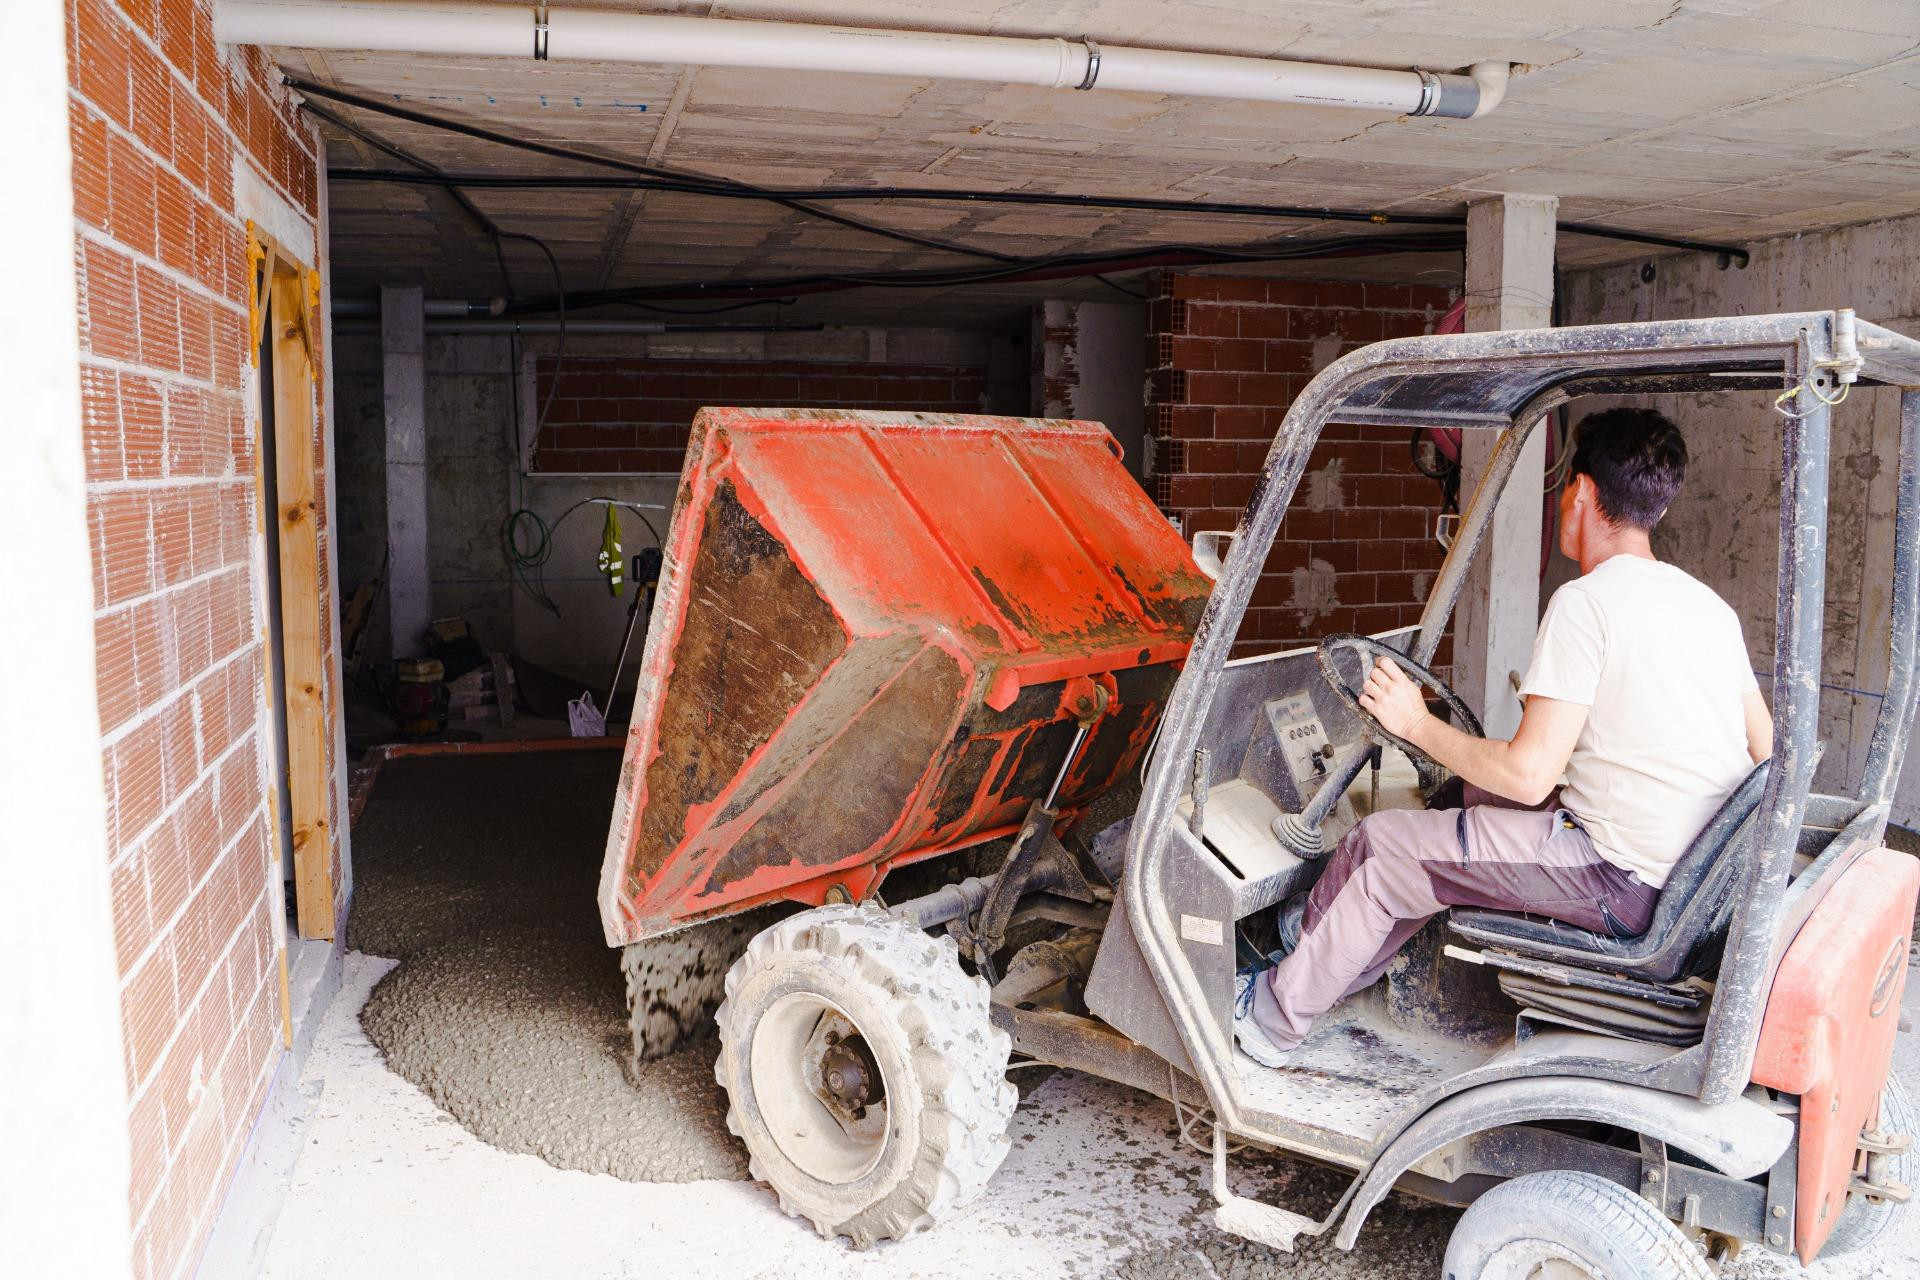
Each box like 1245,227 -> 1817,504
819,1035 -> 882,1117
749,992 -> 892,1185
1481,1240 -> 1597,1280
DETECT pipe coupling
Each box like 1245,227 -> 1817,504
1412,69 -> 1440,116
1076,38 -> 1102,91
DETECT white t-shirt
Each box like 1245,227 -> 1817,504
1519,555 -> 1758,887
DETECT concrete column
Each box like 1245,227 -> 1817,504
1454,193 -> 1558,738
381,285 -> 430,658
1032,300 -> 1148,478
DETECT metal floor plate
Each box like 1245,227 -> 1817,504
1234,996 -> 1495,1155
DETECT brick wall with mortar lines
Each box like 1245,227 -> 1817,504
534,356 -> 991,472
69,0 -> 332,1275
1145,274 -> 1459,658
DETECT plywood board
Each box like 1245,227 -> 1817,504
271,270 -> 337,941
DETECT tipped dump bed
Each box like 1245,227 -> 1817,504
598,408 -> 1212,945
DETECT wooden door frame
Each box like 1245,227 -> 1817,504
249,223 -> 335,945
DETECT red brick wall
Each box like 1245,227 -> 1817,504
69,0 -> 332,1275
533,356 -> 990,472
1145,275 -> 1458,657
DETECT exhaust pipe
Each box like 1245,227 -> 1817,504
217,1 -> 1510,119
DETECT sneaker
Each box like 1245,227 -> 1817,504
1232,967 -> 1294,1068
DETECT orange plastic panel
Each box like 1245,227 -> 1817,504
1751,845 -> 1919,1262
597,409 -> 1211,945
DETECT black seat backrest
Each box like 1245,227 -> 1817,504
1449,759 -> 1773,984
1633,759 -> 1771,981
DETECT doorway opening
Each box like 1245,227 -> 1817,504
250,228 -> 335,943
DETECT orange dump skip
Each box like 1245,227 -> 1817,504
597,408 -> 1212,945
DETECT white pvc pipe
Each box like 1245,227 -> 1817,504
223,0 -> 532,57
216,0 -> 1506,119
1467,60 -> 1509,119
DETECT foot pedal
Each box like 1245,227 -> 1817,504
1212,1193 -> 1317,1251
1210,1126 -> 1330,1252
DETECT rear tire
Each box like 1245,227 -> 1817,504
1443,1169 -> 1711,1280
714,904 -> 1016,1246
1820,1073 -> 1915,1258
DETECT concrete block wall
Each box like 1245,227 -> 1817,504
68,0 -> 333,1274
534,355 -> 991,473
1144,274 -> 1457,656
1560,215 -> 1920,826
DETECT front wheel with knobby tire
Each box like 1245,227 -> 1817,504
1443,1169 -> 1712,1280
714,904 -> 1017,1247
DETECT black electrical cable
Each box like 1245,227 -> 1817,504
326,165 -> 1752,267
501,496 -> 666,616
506,230 -> 567,440
503,230 -> 1467,310
607,297 -> 800,317
303,92 -> 587,613
282,75 -> 1019,264
299,98 -> 523,298
293,73 -> 1754,273
326,166 -> 1464,228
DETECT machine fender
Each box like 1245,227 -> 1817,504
1749,844 -> 1919,1261
1334,1075 -> 1793,1249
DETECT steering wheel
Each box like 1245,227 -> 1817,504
1315,633 -> 1483,768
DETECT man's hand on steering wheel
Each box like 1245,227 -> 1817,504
1359,658 -> 1431,741
1316,634 -> 1480,772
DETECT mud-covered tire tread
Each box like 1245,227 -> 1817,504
1443,1169 -> 1711,1280
1821,1072 -> 1915,1258
713,904 -> 1016,1246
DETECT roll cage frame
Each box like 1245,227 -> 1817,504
1125,309 -> 1920,1160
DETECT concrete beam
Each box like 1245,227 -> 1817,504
1454,193 -> 1557,739
382,285 -> 430,658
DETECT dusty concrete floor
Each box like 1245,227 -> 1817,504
265,753 -> 1920,1278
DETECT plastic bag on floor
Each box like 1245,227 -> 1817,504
568,690 -> 607,738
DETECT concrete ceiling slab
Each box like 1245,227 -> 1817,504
277,0 -> 1920,324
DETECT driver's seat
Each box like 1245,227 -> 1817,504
1448,761 -> 1770,986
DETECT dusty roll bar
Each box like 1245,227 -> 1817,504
1861,390 -> 1920,807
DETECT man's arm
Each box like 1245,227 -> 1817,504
1359,659 -> 1586,806
1742,688 -> 1773,763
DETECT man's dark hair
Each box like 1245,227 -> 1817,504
1568,408 -> 1689,531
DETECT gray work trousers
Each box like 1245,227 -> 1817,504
1251,784 -> 1657,1051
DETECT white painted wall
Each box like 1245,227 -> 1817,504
1561,214 -> 1920,828
0,1 -> 134,1273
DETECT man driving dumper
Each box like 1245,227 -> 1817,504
1235,409 -> 1777,1066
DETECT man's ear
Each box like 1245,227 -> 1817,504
1569,472 -> 1597,513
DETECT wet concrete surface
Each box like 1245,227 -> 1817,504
321,749 -> 1920,1277
348,749 -> 745,1182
